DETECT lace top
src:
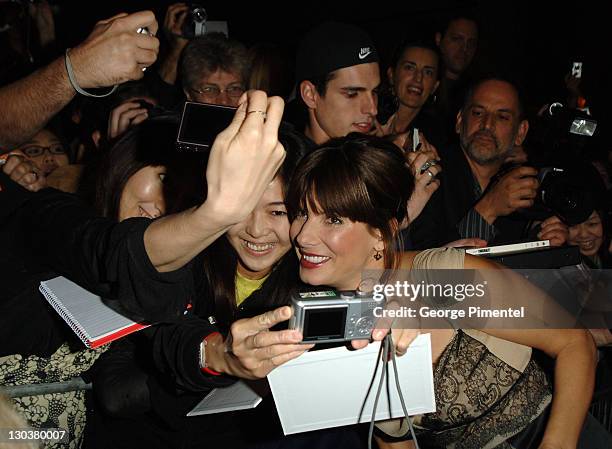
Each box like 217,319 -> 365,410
376,248 -> 552,449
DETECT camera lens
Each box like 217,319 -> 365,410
192,7 -> 207,23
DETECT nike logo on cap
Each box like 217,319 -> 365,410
358,47 -> 372,60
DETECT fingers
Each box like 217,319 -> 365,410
512,199 -> 535,209
252,306 -> 292,333
418,132 -> 439,160
133,46 -> 159,67
248,329 -> 303,349
134,33 -> 161,51
240,90 -> 272,134
268,348 -> 312,368
392,328 -> 420,356
513,187 -> 537,200
116,10 -> 158,36
216,95 -> 248,142
444,238 -> 488,248
350,339 -> 370,350
408,152 -> 440,178
96,12 -> 129,26
371,327 -> 390,341
509,166 -> 538,178
165,3 -> 189,33
538,218 -> 568,246
262,96 -> 285,140
540,231 -> 567,247
4,156 -> 46,192
540,215 -> 563,227
2,153 -> 26,175
108,102 -> 148,140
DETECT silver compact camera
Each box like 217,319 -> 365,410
289,289 -> 384,344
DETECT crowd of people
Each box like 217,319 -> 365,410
1,3 -> 610,449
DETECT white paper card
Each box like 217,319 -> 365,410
267,333 -> 435,435
187,381 -> 262,416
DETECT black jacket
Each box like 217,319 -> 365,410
406,145 -> 531,249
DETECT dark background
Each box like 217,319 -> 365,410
3,0 -> 607,113
53,0 -> 606,112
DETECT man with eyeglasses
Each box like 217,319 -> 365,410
179,33 -> 248,107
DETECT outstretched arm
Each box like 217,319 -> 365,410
0,11 -> 159,149
464,255 -> 596,449
144,90 -> 286,272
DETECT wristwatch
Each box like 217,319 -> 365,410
199,332 -> 222,376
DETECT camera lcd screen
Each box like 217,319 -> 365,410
177,102 -> 237,150
302,307 -> 347,341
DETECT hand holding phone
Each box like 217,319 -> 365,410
176,102 -> 237,152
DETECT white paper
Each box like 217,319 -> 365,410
187,381 -> 262,416
267,333 -> 435,435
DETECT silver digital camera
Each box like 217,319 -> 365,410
289,289 -> 384,343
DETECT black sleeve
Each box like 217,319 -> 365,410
404,188 -> 450,250
150,316 -> 236,392
2,176 -> 193,322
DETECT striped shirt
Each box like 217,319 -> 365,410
457,176 -> 497,242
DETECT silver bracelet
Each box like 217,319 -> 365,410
64,48 -> 118,98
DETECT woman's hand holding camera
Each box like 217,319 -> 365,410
201,90 -> 286,228
206,306 -> 313,379
144,91 -> 285,273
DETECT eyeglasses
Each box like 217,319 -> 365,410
22,145 -> 67,157
189,85 -> 245,99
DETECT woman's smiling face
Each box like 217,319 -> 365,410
568,211 -> 604,258
226,178 -> 292,279
290,202 -> 383,290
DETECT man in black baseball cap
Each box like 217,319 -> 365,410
294,22 -> 381,145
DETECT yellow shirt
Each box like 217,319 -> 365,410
235,271 -> 269,307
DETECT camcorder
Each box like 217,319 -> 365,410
176,101 -> 236,152
181,3 -> 207,38
289,289 -> 383,344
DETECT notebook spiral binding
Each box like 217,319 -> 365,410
39,282 -> 93,348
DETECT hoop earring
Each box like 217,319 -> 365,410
373,250 -> 383,261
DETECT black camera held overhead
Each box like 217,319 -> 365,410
181,3 -> 207,39
529,101 -> 599,165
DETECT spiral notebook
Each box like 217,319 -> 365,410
39,276 -> 150,348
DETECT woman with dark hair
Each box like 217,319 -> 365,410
86,128 -> 332,449
202,129 -> 307,325
285,134 -> 598,449
379,39 -> 443,143
0,116 -> 178,448
0,91 -> 302,448
568,210 -> 611,269
85,115 -> 174,220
